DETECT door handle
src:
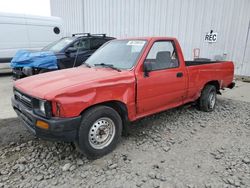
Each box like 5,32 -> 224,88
176,72 -> 183,78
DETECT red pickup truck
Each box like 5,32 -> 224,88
12,37 -> 235,158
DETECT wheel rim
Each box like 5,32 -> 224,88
208,91 -> 216,109
88,117 -> 116,149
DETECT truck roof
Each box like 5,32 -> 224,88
119,36 -> 177,41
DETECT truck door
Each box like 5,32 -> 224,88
136,40 -> 187,114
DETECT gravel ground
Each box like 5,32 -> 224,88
0,97 -> 250,188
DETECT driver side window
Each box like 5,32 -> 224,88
145,41 -> 179,71
72,39 -> 90,51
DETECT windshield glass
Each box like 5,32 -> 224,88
43,37 -> 75,52
85,40 -> 146,69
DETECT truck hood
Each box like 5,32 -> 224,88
14,67 -> 134,99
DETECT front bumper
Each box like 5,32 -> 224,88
11,97 -> 81,142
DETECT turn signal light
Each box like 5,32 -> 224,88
36,120 -> 49,130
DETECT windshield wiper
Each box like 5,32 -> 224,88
94,63 -> 121,72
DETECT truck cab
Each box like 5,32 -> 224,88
12,37 -> 234,159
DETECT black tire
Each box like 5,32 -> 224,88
198,85 -> 217,112
76,106 -> 122,159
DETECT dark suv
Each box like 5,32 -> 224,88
12,33 -> 115,79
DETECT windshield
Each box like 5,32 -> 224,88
85,40 -> 146,69
43,37 -> 75,52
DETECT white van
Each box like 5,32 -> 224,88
0,12 -> 63,72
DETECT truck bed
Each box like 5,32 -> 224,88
184,60 -> 234,103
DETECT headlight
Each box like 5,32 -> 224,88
33,99 -> 52,118
39,100 -> 46,115
22,67 -> 33,76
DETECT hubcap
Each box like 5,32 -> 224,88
88,117 -> 116,149
208,92 -> 216,109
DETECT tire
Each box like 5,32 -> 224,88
198,85 -> 217,112
76,106 -> 122,159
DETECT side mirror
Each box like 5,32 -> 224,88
144,61 -> 153,77
65,47 -> 77,54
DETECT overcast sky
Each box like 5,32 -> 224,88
0,0 -> 50,16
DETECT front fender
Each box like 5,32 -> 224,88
52,77 -> 136,120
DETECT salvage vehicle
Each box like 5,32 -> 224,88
11,33 -> 115,79
12,37 -> 235,159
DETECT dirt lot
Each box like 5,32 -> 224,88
0,75 -> 250,188
1,100 -> 250,188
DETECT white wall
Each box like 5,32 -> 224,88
50,0 -> 84,36
51,0 -> 250,76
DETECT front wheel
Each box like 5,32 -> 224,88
76,106 -> 122,159
198,85 -> 217,112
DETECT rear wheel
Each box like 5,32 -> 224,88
76,106 -> 122,159
198,85 -> 217,112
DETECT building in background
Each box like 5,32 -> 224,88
51,0 -> 250,76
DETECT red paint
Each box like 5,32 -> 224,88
14,37 -> 234,121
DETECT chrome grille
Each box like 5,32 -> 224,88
14,89 -> 32,109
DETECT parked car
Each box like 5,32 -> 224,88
0,12 -> 63,73
11,33 -> 115,79
12,37 -> 235,159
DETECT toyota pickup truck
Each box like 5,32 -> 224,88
12,37 -> 235,159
